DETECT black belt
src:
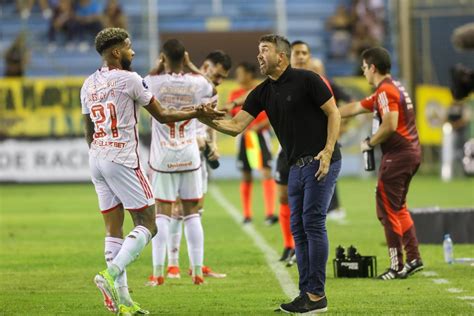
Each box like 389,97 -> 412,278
295,155 -> 314,168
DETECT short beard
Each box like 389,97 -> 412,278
263,63 -> 277,76
120,57 -> 132,71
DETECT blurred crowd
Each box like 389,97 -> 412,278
326,0 -> 385,63
14,0 -> 127,52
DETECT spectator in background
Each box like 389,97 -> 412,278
350,23 -> 378,73
4,32 -> 30,77
326,4 -> 352,58
76,0 -> 103,52
103,0 -> 127,29
364,9 -> 384,44
349,0 -> 385,69
16,0 -> 52,19
47,0 -> 76,52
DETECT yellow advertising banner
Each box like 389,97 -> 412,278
0,77 -> 153,137
0,76 -> 372,153
415,85 -> 453,145
0,77 -> 84,137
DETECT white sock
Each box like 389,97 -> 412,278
167,217 -> 183,267
105,237 -> 132,306
184,214 -> 204,276
109,226 -> 151,277
152,215 -> 170,276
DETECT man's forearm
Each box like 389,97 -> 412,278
85,131 -> 93,148
324,110 -> 341,154
203,119 -> 242,137
83,116 -> 94,148
187,61 -> 203,76
369,124 -> 393,147
206,127 -> 217,146
158,108 -> 198,124
339,101 -> 366,118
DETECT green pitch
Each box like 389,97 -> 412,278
0,176 -> 473,315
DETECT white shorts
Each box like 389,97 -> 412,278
200,153 -> 208,194
152,168 -> 203,202
89,156 -> 154,213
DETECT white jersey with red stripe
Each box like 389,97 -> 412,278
145,73 -> 213,172
81,66 -> 153,169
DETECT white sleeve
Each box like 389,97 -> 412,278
80,83 -> 90,114
127,72 -> 154,107
198,77 -> 213,99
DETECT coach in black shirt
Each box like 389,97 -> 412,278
199,34 -> 341,313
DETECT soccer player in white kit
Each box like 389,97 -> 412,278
162,51 -> 232,279
144,39 -> 214,285
81,28 -> 223,315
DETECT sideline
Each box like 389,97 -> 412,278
209,185 -> 299,299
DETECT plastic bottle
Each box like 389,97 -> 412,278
363,137 -> 375,171
443,234 -> 454,264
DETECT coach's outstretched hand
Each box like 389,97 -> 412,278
196,103 -> 225,120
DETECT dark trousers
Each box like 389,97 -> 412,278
288,159 -> 341,296
328,185 -> 340,211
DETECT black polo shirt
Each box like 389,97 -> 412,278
242,66 -> 341,165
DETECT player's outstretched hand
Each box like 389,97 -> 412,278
314,148 -> 332,181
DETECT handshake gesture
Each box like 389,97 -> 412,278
195,102 -> 225,121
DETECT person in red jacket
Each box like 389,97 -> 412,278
339,47 -> 423,280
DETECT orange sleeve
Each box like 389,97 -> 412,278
360,93 -> 376,110
377,85 -> 400,116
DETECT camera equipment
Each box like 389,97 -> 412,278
333,245 -> 377,278
450,64 -> 474,100
203,143 -> 220,169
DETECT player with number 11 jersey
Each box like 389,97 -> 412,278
146,73 -> 212,173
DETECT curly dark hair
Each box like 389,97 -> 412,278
95,27 -> 129,55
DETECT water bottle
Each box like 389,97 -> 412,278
363,137 -> 375,171
443,234 -> 454,264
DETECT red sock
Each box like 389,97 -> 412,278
262,179 -> 276,216
240,181 -> 252,218
279,203 -> 294,248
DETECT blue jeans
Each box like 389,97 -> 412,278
288,158 -> 341,296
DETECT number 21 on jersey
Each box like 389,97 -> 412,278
91,102 -> 119,138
